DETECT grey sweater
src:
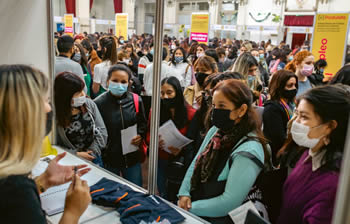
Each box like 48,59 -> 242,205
55,56 -> 87,93
56,98 -> 108,155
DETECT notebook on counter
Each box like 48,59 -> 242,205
32,155 -> 101,216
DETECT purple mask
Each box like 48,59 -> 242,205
301,64 -> 314,76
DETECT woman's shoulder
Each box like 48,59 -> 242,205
233,135 -> 265,163
263,100 -> 284,112
0,175 -> 37,194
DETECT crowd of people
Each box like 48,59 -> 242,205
1,30 -> 350,223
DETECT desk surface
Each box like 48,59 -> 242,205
46,147 -> 208,224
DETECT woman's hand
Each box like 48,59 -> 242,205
39,152 -> 91,189
195,94 -> 203,106
131,135 -> 142,146
159,136 -> 165,151
77,151 -> 96,161
168,146 -> 181,156
178,196 -> 192,211
59,175 -> 91,224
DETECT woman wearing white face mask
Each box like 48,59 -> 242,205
54,72 -> 108,167
94,64 -> 147,187
277,85 -> 350,224
285,51 -> 315,96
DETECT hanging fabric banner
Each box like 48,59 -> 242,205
115,13 -> 128,39
311,13 -> 350,77
64,14 -> 74,36
190,12 -> 209,45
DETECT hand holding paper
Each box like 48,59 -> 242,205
158,120 -> 193,154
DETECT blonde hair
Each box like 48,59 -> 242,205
0,65 -> 49,178
232,52 -> 262,90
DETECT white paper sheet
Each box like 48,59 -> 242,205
32,155 -> 101,216
121,124 -> 139,155
159,120 -> 193,154
229,201 -> 260,224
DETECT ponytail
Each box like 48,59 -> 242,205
100,36 -> 118,64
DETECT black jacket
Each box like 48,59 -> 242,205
263,100 -> 289,166
94,91 -> 147,168
309,71 -> 325,86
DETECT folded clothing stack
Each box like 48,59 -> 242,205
90,178 -> 185,224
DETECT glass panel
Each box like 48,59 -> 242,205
198,2 -> 209,11
179,3 -> 191,11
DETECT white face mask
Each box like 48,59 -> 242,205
72,95 -> 86,107
291,121 -> 323,149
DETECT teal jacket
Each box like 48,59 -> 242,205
178,126 -> 264,217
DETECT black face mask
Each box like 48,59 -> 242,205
211,108 -> 236,132
282,89 -> 297,101
45,111 -> 53,136
162,97 -> 177,108
195,72 -> 208,87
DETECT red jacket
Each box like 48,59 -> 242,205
146,104 -> 196,160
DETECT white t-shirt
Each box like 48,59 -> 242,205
93,61 -> 112,90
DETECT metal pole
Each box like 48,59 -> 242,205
332,116 -> 350,224
47,0 -> 56,144
147,0 -> 165,195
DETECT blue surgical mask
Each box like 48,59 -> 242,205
150,49 -> 154,55
289,56 -> 294,61
175,56 -> 183,63
254,56 -> 259,62
319,68 -> 324,74
259,54 -> 264,60
72,53 -> 81,63
109,81 -> 128,96
120,40 -> 124,44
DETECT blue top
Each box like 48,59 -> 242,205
178,126 -> 264,217
297,79 -> 312,96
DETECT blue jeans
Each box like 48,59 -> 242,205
106,163 -> 143,187
157,159 -> 168,199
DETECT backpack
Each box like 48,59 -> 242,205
132,93 -> 148,163
229,138 -> 287,223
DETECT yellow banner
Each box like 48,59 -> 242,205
64,14 -> 74,36
115,13 -> 128,40
311,13 -> 350,77
190,13 -> 209,45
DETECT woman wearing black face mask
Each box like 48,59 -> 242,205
263,70 -> 298,166
146,77 -> 196,200
178,80 -> 269,222
184,56 -> 218,109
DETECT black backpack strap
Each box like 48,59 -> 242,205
228,138 -> 264,169
233,151 -> 264,169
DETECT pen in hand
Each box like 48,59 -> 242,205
73,166 -> 77,189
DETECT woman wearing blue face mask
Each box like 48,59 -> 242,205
277,85 -> 350,224
94,64 -> 147,186
178,79 -> 269,222
54,72 -> 108,167
168,47 -> 192,89
73,43 -> 92,97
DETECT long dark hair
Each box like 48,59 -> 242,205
279,84 -> 350,171
54,72 -> 85,127
171,47 -> 187,66
269,69 -> 298,101
329,65 -> 350,85
160,76 -> 188,129
99,36 -> 118,64
208,79 -> 270,163
74,43 -> 88,69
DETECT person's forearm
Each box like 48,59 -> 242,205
59,211 -> 79,224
